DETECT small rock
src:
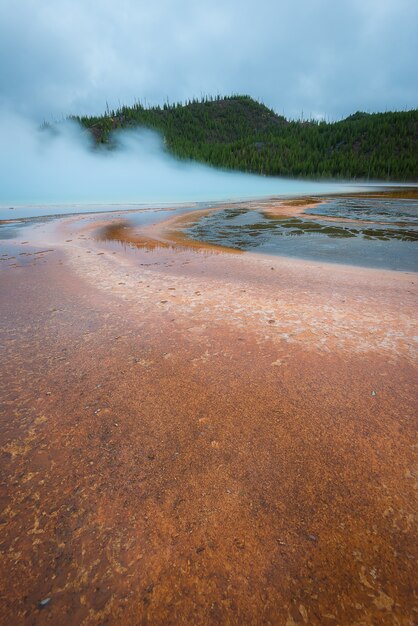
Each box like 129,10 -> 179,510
371,390 -> 377,397
38,598 -> 51,608
196,546 -> 205,553
45,391 -> 51,396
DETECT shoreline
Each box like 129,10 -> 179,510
88,193 -> 417,273
2,183 -> 418,224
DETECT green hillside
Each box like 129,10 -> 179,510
73,95 -> 418,181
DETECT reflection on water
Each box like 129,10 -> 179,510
97,218 -> 241,257
0,204 -> 203,243
0,215 -> 60,242
0,200 -> 231,223
97,221 -> 173,252
2,194 -> 417,272
184,197 -> 418,271
0,220 -> 33,241
0,207 -> 184,244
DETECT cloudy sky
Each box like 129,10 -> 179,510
0,0 -> 417,121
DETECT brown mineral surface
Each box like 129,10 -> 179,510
0,199 -> 416,625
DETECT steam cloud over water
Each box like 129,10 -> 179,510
0,112 -> 361,218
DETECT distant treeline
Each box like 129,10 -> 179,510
72,95 -> 418,181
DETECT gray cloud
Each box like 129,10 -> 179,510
0,0 -> 417,121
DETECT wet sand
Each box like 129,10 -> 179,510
0,202 -> 417,625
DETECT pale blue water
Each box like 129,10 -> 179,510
1,191 -> 417,272
184,197 -> 418,271
0,205 -> 187,241
306,197 -> 418,224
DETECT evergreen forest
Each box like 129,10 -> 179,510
72,95 -> 418,181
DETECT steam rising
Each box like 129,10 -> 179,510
0,112 -> 359,215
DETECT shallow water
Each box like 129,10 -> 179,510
0,181 -> 409,222
306,196 -> 418,225
0,206 -> 187,244
184,197 -> 418,271
0,203 -> 189,222
2,193 -> 417,272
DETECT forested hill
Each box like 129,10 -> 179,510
73,95 -> 418,181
